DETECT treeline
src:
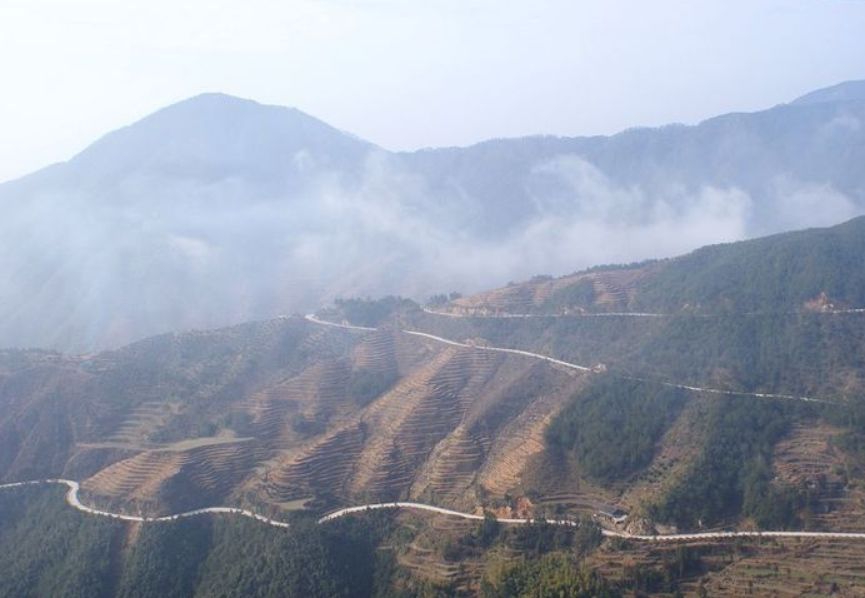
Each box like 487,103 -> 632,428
416,305 -> 865,404
425,292 -> 462,307
479,530 -> 709,597
0,486 -> 120,598
630,313 -> 865,399
0,486 -> 605,598
0,485 -> 778,596
127,515 -> 392,598
325,297 -> 417,327
545,377 -> 827,529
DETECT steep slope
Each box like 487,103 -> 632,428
402,217 -> 865,534
0,313 -> 592,518
0,94 -> 379,352
63,92 -> 372,187
6,217 -> 860,524
632,215 -> 865,313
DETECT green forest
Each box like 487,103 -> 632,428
546,377 -> 687,483
0,486 -> 394,598
633,215 -> 865,314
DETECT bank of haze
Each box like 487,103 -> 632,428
2,81 -> 865,351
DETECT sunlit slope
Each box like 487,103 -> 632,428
0,316 -> 590,517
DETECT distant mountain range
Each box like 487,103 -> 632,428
2,80 -> 864,351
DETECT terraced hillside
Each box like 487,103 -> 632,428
0,314 -> 593,518
444,266 -> 654,316
5,220 -> 865,532
262,341 -> 587,510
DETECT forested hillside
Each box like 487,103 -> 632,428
444,216 -> 865,316
0,485 -> 392,598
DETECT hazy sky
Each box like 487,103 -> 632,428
1,0 -> 863,183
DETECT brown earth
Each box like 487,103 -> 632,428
0,316 -> 592,518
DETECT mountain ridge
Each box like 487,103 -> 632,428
6,79 -> 864,185
792,79 -> 865,106
1,79 -> 864,352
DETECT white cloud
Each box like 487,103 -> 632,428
166,234 -> 214,264
770,176 -> 861,231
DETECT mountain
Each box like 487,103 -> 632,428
399,88 -> 865,239
18,93 -> 374,187
5,218 -> 865,594
443,215 -> 865,316
0,94 -> 378,352
2,81 -> 865,351
792,79 -> 865,105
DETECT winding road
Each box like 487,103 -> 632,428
4,480 -> 865,543
401,329 -> 593,372
0,313 -> 845,543
303,314 -> 377,332
0,479 -> 289,528
304,314 -> 835,404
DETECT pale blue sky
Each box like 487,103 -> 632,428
1,0 -> 863,182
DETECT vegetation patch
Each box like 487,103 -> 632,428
539,279 -> 596,313
651,396 -> 805,528
323,297 -> 417,327
546,377 -> 688,484
482,553 -> 618,598
349,369 -> 399,407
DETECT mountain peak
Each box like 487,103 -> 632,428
181,91 -> 259,104
791,79 -> 865,105
63,93 -> 373,184
153,92 -> 301,120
